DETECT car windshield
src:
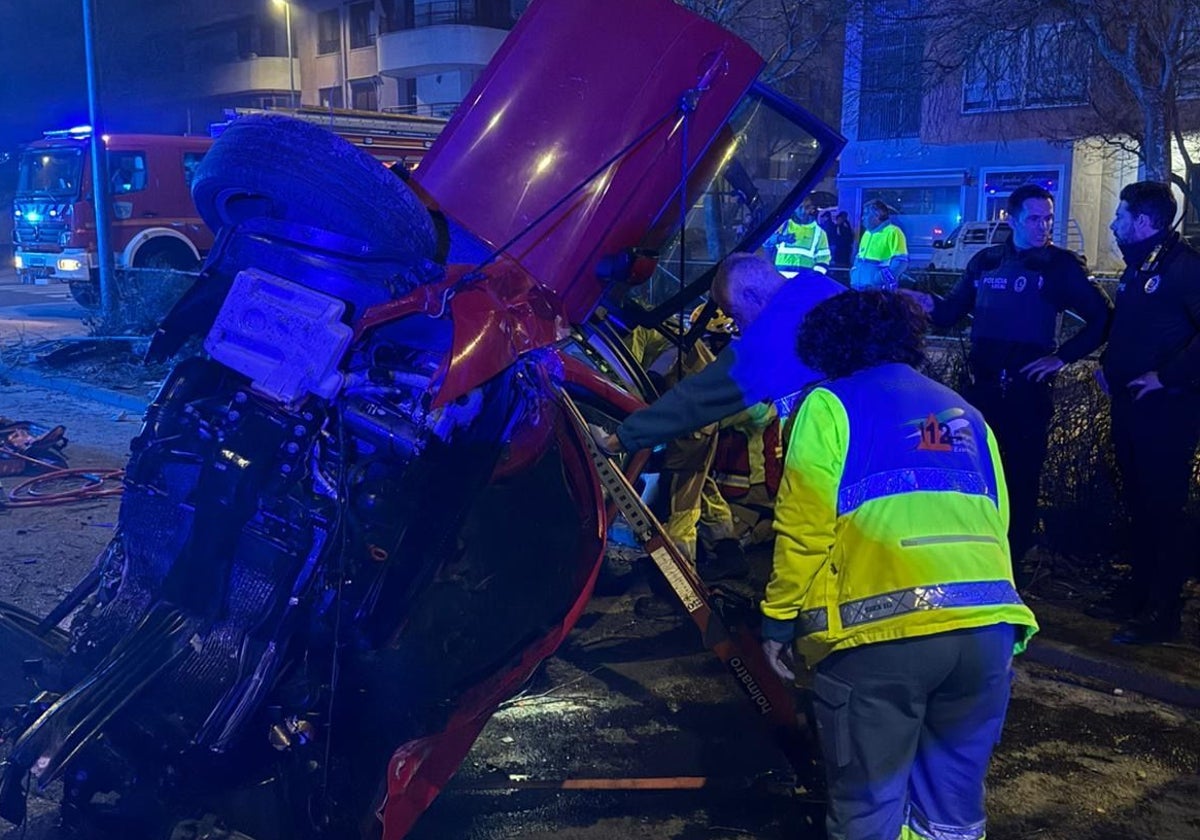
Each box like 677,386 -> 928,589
622,83 -> 841,325
17,147 -> 84,198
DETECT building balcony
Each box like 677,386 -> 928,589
200,55 -> 299,97
377,24 -> 508,78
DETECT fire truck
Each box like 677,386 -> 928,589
12,127 -> 214,287
12,110 -> 445,293
211,106 -> 447,169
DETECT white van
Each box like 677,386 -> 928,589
928,221 -> 1012,271
929,219 -> 1086,272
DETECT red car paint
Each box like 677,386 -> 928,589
372,1 -> 768,834
414,0 -> 764,325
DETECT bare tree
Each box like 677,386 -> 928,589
879,0 -> 1200,190
675,0 -> 849,130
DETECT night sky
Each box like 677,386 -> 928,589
0,1 -> 88,153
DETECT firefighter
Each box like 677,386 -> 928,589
767,199 -> 832,277
619,310 -> 745,616
710,400 -> 783,547
762,289 -> 1038,840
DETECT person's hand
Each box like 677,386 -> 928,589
588,423 -> 622,456
762,639 -> 796,683
1128,370 -> 1164,400
898,288 -> 934,315
1020,355 -> 1064,382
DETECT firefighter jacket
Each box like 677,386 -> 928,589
711,402 -> 783,499
931,242 -> 1111,382
761,363 -> 1038,665
616,270 -> 844,452
1103,231 -> 1200,391
773,219 -> 831,271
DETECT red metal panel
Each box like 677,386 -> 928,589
414,0 -> 764,325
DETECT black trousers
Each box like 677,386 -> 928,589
1109,388 -> 1200,616
965,377 -> 1054,566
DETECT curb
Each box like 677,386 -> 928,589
1024,635 -> 1200,709
0,363 -> 152,414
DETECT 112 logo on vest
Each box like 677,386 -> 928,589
910,409 -> 973,453
1144,275 -> 1161,294
918,413 -> 953,451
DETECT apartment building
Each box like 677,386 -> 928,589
837,0 -> 1200,272
181,1 -> 527,129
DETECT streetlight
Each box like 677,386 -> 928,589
273,0 -> 296,107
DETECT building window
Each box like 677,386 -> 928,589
318,9 -> 342,55
857,9 -> 923,141
350,3 -> 374,49
319,86 -> 345,109
350,78 -> 379,111
963,24 -> 1090,112
414,0 -> 478,27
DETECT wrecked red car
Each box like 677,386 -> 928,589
0,0 -> 841,837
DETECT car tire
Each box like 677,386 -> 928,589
192,114 -> 436,264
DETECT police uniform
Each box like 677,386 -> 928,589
1102,230 -> 1200,631
931,242 -> 1111,567
762,362 -> 1037,840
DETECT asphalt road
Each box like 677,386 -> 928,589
0,270 -> 88,343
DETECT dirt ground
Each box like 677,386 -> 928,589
1,380 -> 1198,840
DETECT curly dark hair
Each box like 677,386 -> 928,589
796,290 -> 928,379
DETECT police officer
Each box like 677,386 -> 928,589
906,184 -> 1111,579
1104,180 -> 1200,644
762,290 -> 1037,840
767,198 -> 832,276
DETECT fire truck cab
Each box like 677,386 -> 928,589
12,127 -> 213,285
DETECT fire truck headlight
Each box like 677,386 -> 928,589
57,258 -> 83,273
13,255 -> 23,270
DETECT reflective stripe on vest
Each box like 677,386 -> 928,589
839,467 -> 996,517
794,579 -> 1022,637
775,222 -> 828,267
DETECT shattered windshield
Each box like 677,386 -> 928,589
17,147 -> 84,199
625,83 -> 841,324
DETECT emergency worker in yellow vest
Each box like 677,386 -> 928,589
762,290 -> 1037,840
851,198 -> 908,290
768,199 -> 832,277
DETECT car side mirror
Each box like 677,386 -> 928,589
932,239 -> 946,248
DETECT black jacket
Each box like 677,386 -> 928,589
1103,232 -> 1200,391
931,242 -> 1112,381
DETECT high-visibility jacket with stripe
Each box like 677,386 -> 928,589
762,362 -> 1038,665
774,220 -> 831,270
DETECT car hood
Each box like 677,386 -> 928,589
413,0 -> 764,325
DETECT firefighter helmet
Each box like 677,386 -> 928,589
690,303 -> 736,335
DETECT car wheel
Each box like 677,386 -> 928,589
192,114 -> 436,264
